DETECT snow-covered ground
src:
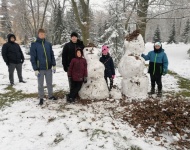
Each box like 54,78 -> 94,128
0,43 -> 189,150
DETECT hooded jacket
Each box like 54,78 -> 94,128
142,46 -> 168,75
62,39 -> 85,71
30,37 -> 56,71
2,34 -> 24,64
68,49 -> 87,82
100,54 -> 115,78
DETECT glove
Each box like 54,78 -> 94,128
35,70 -> 40,77
112,75 -> 115,79
52,66 -> 56,73
141,54 -> 145,57
63,66 -> 68,72
6,62 -> 9,66
84,77 -> 87,83
21,59 -> 24,64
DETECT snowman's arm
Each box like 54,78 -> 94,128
110,57 -> 115,75
162,53 -> 168,73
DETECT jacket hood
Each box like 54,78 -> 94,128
36,37 -> 45,43
7,34 -> 16,43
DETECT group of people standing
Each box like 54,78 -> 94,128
1,28 -> 168,105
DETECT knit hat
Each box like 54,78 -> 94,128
102,45 -> 109,55
71,32 -> 78,38
154,42 -> 162,47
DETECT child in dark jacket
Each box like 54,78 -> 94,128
141,42 -> 168,97
67,48 -> 87,103
100,45 -> 115,91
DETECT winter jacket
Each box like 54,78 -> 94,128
142,48 -> 168,75
68,57 -> 87,82
30,37 -> 56,71
62,40 -> 85,71
100,54 -> 115,78
2,34 -> 24,65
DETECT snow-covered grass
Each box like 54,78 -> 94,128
0,43 -> 190,150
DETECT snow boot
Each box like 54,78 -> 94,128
19,80 -> 26,83
157,90 -> 162,97
39,99 -> 44,105
68,98 -> 75,103
49,96 -> 57,100
148,88 -> 155,95
66,94 -> 70,102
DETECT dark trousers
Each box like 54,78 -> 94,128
8,63 -> 23,84
150,74 -> 162,91
105,77 -> 113,91
69,80 -> 83,99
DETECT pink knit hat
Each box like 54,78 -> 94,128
102,45 -> 109,55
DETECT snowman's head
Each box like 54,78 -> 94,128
102,45 -> 109,55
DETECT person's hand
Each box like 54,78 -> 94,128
52,66 -> 56,73
63,66 -> 68,72
141,54 -> 145,57
162,72 -> 166,76
35,70 -> 40,77
84,77 -> 87,83
21,60 -> 24,64
6,62 -> 9,66
112,75 -> 115,79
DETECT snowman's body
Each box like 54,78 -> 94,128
118,34 -> 149,99
79,47 -> 109,99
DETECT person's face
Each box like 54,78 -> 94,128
10,37 -> 15,42
155,45 -> 161,50
77,51 -> 81,57
71,36 -> 77,43
38,32 -> 46,39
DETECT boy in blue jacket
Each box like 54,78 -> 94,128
141,42 -> 168,97
30,29 -> 57,105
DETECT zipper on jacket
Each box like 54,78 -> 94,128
153,53 -> 158,75
42,40 -> 48,70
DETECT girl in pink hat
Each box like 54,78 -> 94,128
100,45 -> 115,91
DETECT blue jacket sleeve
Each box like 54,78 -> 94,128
163,53 -> 168,73
142,51 -> 151,61
50,44 -> 56,66
30,43 -> 38,71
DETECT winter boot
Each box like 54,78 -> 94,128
157,90 -> 162,97
68,98 -> 75,103
148,88 -> 155,95
19,80 -> 26,83
66,94 -> 70,102
39,99 -> 44,105
49,96 -> 57,100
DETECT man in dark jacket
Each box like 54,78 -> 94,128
30,29 -> 57,105
62,32 -> 85,89
2,34 -> 25,86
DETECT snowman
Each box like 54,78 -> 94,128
79,46 -> 109,100
118,30 -> 149,99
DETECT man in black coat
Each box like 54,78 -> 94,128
62,32 -> 85,89
2,34 -> 25,86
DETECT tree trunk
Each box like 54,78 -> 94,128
40,0 -> 49,28
71,0 -> 90,46
136,0 -> 149,41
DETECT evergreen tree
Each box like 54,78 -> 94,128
167,21 -> 177,44
52,2 -> 65,45
0,0 -> 12,39
153,26 -> 161,43
181,19 -> 190,44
